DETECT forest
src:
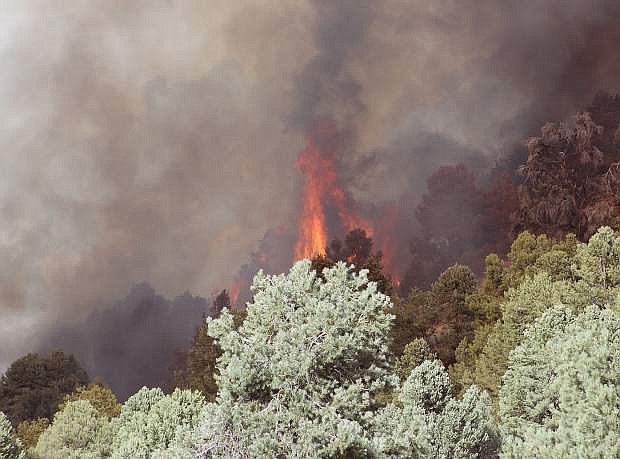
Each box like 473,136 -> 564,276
1,92 -> 620,458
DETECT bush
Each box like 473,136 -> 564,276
33,400 -> 112,459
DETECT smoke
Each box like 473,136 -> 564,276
47,283 -> 209,400
1,0 -> 619,393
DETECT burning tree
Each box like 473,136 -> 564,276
294,121 -> 373,260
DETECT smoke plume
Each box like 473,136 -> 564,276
1,1 -> 619,396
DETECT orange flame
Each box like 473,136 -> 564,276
295,122 -> 374,260
294,137 -> 330,259
229,280 -> 244,308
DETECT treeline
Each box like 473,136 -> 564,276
404,91 -> 620,291
2,226 -> 620,457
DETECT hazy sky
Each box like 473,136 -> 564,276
1,0 -> 619,371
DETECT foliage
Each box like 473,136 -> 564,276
405,165 -> 483,290
479,253 -> 509,298
393,265 -> 478,365
168,308 -> 246,401
33,400 -> 112,459
506,230 -> 578,286
499,305 -> 620,458
373,360 -> 498,458
394,338 -> 436,382
449,324 -> 494,396
211,289 -> 231,316
430,264 -> 477,306
198,260 -> 395,457
169,322 -> 219,401
404,163 -> 518,293
454,272 -> 571,398
59,383 -> 121,419
391,288 -> 431,357
450,225 -> 620,413
512,107 -> 620,240
311,228 -> 395,295
0,411 -> 24,459
110,387 -> 206,458
4,223 -> 620,457
0,350 -> 89,426
15,418 -> 48,450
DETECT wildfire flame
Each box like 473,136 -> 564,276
229,279 -> 244,308
294,122 -> 373,260
294,140 -> 330,259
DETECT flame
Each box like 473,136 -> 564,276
294,143 -> 329,259
229,280 -> 244,308
294,122 -> 374,260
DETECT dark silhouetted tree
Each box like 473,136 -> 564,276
0,350 -> 89,426
404,164 -> 484,291
312,228 -> 394,295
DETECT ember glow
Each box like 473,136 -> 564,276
294,123 -> 373,260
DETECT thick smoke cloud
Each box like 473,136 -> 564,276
48,283 -> 209,400
1,0 -> 619,393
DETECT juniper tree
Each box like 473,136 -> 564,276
198,260 -> 396,457
499,305 -> 620,458
110,387 -> 206,458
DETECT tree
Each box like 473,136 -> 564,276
312,228 -> 395,295
0,411 -> 24,459
479,173 -> 519,255
372,360 -> 498,458
506,231 -> 577,286
0,350 -> 89,425
430,264 -> 477,307
416,165 -> 482,253
33,400 -> 112,459
394,338 -> 437,382
199,260 -> 396,457
449,230 -> 582,398
167,306 -> 246,400
16,418 -> 48,450
110,387 -> 206,458
211,289 -> 230,317
404,164 -> 484,291
454,272 -> 571,398
499,305 -> 620,458
511,109 -> 620,240
59,383 -> 121,419
392,264 -> 480,367
391,288 -> 431,356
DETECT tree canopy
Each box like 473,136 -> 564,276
0,350 -> 89,426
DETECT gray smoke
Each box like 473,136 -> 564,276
1,1 -> 619,392
47,283 -> 209,400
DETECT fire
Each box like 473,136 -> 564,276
294,141 -> 330,259
294,122 -> 374,260
229,279 -> 244,308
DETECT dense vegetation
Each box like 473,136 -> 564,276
2,97 -> 620,457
